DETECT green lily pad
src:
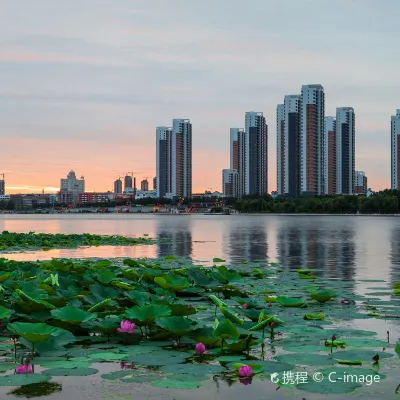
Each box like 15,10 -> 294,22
131,351 -> 189,366
88,352 -> 127,361
51,305 -> 97,324
277,296 -> 305,307
343,338 -> 387,348
275,353 -> 336,366
121,375 -> 162,383
160,363 -> 225,375
43,367 -> 99,376
331,350 -> 392,362
0,373 -> 50,386
152,379 -> 201,389
40,360 -> 91,369
310,290 -> 336,303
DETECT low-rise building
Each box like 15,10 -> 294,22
355,171 -> 368,195
79,192 -> 115,204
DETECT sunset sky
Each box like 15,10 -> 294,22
1,0 -> 399,194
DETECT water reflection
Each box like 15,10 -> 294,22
276,224 -> 356,280
227,226 -> 268,263
389,227 -> 400,284
156,217 -> 193,258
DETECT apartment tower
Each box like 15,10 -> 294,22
276,95 -> 301,197
324,116 -> 336,194
391,110 -> 400,189
300,84 -> 325,195
245,112 -> 268,195
172,119 -> 192,198
336,107 -> 355,194
156,127 -> 172,198
230,128 -> 245,198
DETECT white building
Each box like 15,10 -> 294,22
391,110 -> 400,190
245,112 -> 268,195
59,170 -> 85,205
276,95 -> 301,197
222,169 -> 239,198
0,194 -> 10,201
230,128 -> 245,198
300,84 -> 325,195
172,119 -> 192,199
336,107 -> 355,194
156,127 -> 172,198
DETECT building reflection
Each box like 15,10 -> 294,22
227,226 -> 268,263
156,217 -> 193,258
276,224 -> 356,280
389,227 -> 400,284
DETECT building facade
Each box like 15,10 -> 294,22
336,107 -> 355,194
114,179 -> 122,194
276,95 -> 301,197
156,127 -> 172,198
0,179 -> 4,196
124,175 -> 132,190
245,112 -> 268,195
324,116 -> 337,194
222,169 -> 239,198
230,128 -> 245,198
300,84 -> 325,196
79,192 -> 114,204
391,110 -> 400,190
59,170 -> 85,205
172,119 -> 192,198
355,171 -> 368,194
153,177 -> 157,190
141,179 -> 149,191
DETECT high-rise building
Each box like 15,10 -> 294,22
300,84 -> 325,196
156,127 -> 172,198
172,119 -> 192,198
124,175 -> 132,190
355,171 -> 368,194
0,178 -> 4,196
324,116 -> 337,194
336,107 -> 355,194
276,95 -> 301,197
222,169 -> 239,198
141,179 -> 149,191
114,179 -> 122,194
245,112 -> 268,195
230,128 -> 245,198
391,110 -> 400,190
153,177 -> 157,190
59,170 -> 85,205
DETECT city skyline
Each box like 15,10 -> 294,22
1,1 -> 400,194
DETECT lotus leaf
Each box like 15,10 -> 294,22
0,306 -> 10,319
310,290 -> 336,303
304,313 -> 324,320
160,363 -> 225,375
51,305 -> 97,324
213,319 -> 240,340
0,374 -> 51,386
154,274 -> 190,291
7,322 -> 59,343
43,367 -> 99,376
277,296 -> 305,307
126,304 -> 171,325
152,379 -> 201,389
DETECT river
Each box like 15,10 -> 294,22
0,214 -> 399,283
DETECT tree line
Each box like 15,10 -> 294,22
235,190 -> 400,214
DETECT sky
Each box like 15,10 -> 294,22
1,0 -> 399,194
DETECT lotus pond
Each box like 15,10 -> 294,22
0,251 -> 400,399
0,232 -> 154,253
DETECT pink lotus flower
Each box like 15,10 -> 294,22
243,303 -> 248,309
270,321 -> 276,329
238,365 -> 253,377
117,320 -> 135,334
267,302 -> 272,307
195,342 -> 206,354
15,364 -> 33,374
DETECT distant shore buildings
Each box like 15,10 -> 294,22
59,170 -> 85,205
